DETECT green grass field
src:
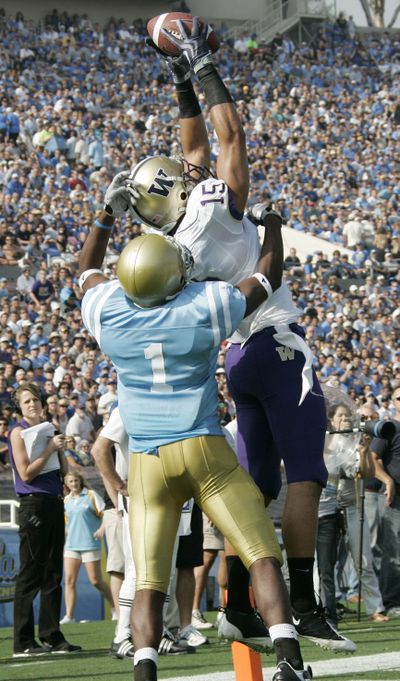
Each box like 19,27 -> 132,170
1,611 -> 400,681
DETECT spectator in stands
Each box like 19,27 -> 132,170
61,471 -> 113,623
65,404 -> 95,443
30,271 -> 55,309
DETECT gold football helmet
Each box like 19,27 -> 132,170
128,156 -> 189,234
116,233 -> 194,308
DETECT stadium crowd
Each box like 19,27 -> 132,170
0,4 -> 399,653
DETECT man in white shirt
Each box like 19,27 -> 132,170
16,266 -> 35,300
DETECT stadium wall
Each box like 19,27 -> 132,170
0,0 -> 269,24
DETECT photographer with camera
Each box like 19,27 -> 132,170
358,405 -> 386,577
370,386 -> 400,617
322,402 -> 389,623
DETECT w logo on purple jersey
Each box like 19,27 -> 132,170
275,346 -> 295,361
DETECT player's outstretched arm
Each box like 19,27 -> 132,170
147,38 -> 210,171
79,173 -> 139,292
236,206 -> 284,317
166,17 -> 248,212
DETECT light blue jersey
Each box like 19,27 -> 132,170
64,488 -> 104,552
81,279 -> 246,452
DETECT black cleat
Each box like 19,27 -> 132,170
272,661 -> 313,680
293,604 -> 356,652
218,607 -> 273,652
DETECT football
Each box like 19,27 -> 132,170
147,12 -> 220,57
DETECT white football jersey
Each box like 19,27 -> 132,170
176,178 -> 301,342
101,406 -> 129,480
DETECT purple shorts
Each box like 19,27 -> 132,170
225,324 -> 328,499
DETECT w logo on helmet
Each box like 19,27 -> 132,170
148,168 -> 175,197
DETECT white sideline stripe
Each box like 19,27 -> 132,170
6,651 -> 400,677
165,652 -> 400,681
9,661 -> 54,668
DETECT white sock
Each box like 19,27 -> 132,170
115,560 -> 136,643
269,623 -> 298,641
134,647 -> 158,665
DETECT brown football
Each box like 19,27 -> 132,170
147,12 -> 220,57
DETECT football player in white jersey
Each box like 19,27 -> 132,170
78,195 -> 312,681
105,18 -> 354,654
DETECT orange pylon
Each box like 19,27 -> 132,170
225,588 -> 264,681
231,642 -> 264,681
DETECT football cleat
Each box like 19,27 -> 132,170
218,608 -> 273,653
158,628 -> 195,655
177,624 -> 209,647
191,609 -> 213,629
110,637 -> 135,659
293,604 -> 356,652
272,661 -> 313,680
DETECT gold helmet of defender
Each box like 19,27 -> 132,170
128,156 -> 188,234
116,233 -> 194,308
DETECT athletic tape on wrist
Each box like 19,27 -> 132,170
253,272 -> 273,299
175,81 -> 202,119
79,268 -> 104,290
196,64 -> 233,107
95,219 -> 113,231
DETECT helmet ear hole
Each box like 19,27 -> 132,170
180,192 -> 187,200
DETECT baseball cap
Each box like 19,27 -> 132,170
39,339 -> 48,346
0,337 -> 9,343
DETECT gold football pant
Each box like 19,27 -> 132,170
128,435 -> 282,593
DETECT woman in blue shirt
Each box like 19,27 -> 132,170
61,472 -> 113,623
